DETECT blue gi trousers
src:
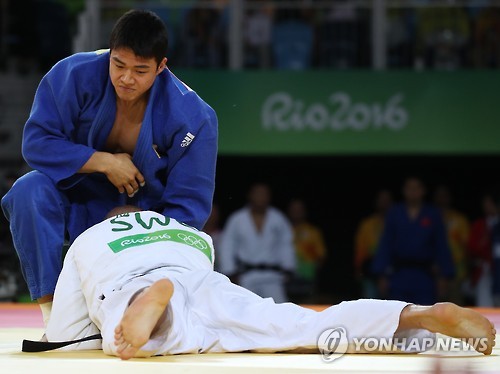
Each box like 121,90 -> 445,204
1,170 -> 121,300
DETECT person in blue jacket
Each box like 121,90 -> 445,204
371,176 -> 455,305
0,9 -> 218,326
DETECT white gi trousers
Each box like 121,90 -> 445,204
96,268 -> 434,357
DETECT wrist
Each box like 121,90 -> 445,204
80,151 -> 112,175
93,151 -> 114,174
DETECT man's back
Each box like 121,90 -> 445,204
69,211 -> 215,313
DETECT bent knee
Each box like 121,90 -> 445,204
2,171 -> 62,211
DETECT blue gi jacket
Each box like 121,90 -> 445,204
22,50 -> 218,238
371,203 -> 456,279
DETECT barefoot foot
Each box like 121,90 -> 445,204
114,278 -> 174,360
413,302 -> 496,355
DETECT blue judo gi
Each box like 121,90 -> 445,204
371,203 -> 455,305
1,50 -> 218,300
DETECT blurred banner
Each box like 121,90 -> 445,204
175,70 -> 500,155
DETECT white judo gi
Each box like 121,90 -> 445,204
46,210 -> 434,358
218,206 -> 296,303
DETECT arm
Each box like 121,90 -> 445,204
468,220 -> 491,260
434,210 -> 456,279
354,220 -> 369,275
371,210 -> 395,297
312,226 -> 327,264
22,66 -> 96,186
277,215 -> 297,276
45,247 -> 101,350
216,215 -> 239,279
160,111 -> 218,230
371,211 -> 394,277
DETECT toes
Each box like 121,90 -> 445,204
115,324 -> 122,334
120,345 -> 139,360
116,340 -> 131,354
114,336 -> 125,348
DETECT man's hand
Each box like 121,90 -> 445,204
104,153 -> 145,197
79,152 -> 145,197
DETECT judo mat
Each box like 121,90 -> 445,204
1,303 -> 499,374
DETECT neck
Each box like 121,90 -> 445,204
117,95 -> 148,111
251,206 -> 266,215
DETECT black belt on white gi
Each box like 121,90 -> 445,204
22,333 -> 102,352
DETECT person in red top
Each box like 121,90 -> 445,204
467,192 -> 498,306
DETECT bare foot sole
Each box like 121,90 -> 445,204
420,302 -> 496,355
114,278 -> 174,360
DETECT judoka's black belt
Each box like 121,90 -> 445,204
393,258 -> 434,274
240,263 -> 285,273
22,333 -> 102,352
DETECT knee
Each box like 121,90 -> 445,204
2,171 -> 63,213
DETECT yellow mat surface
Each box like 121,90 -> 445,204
1,328 -> 499,374
2,304 -> 500,373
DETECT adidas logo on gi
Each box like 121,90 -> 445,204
181,132 -> 195,147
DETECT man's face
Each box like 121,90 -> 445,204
109,48 -> 167,102
249,184 -> 271,210
403,178 -> 425,204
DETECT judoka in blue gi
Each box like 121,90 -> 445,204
371,177 -> 456,305
0,9 -> 218,326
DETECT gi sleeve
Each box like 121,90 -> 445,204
45,247 -> 101,350
371,209 -> 395,277
216,214 -> 239,277
278,214 -> 296,273
160,109 -> 218,230
22,62 -> 96,187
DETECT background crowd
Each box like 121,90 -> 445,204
4,0 -> 500,73
1,1 -> 500,308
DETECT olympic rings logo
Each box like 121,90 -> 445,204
177,233 -> 208,250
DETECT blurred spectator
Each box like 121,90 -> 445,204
271,8 -> 314,69
472,6 -> 500,68
286,198 -> 326,303
203,202 -> 223,271
243,2 -> 273,69
180,1 -> 223,68
491,208 -> 500,306
354,188 -> 393,299
433,184 -> 470,305
371,176 -> 455,305
386,7 -> 416,68
466,192 -> 498,306
415,6 -> 471,69
316,1 -> 362,68
217,182 -> 296,303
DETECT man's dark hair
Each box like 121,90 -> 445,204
109,9 -> 168,65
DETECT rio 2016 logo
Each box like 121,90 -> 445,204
317,327 -> 348,362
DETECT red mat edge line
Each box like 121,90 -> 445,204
1,302 -> 500,314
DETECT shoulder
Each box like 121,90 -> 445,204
47,50 -> 109,80
268,207 -> 291,223
152,69 -> 218,141
161,69 -> 217,117
225,208 -> 249,223
42,50 -> 109,94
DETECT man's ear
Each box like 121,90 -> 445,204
157,57 -> 168,75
